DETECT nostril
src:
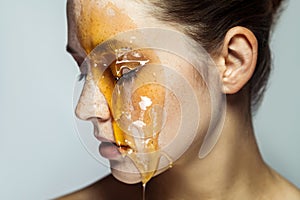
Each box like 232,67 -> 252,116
83,117 -> 109,123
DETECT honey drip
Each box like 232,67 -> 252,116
91,48 -> 164,184
141,151 -> 173,200
142,183 -> 146,200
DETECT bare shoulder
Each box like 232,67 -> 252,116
279,181 -> 300,200
270,170 -> 300,200
276,182 -> 300,200
55,175 -> 142,200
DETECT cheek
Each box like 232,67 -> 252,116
159,90 -> 210,160
159,63 -> 212,164
157,91 -> 181,149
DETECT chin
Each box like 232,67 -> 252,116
109,158 -> 142,184
111,168 -> 142,184
109,157 -> 171,184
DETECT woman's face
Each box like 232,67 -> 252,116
67,0 -> 217,184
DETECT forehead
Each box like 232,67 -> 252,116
67,0 -> 158,54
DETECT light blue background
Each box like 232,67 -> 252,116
0,0 -> 299,199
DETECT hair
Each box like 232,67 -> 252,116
147,0 -> 285,112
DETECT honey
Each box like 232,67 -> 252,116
73,2 -> 178,198
75,2 -> 137,54
90,47 -> 165,184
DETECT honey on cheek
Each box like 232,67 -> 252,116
75,2 -> 175,196
87,44 -> 168,185
102,48 -> 166,183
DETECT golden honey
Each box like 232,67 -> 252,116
73,1 -> 173,196
75,2 -> 137,54
91,48 -> 165,184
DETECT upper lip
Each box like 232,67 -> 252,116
102,139 -> 133,153
95,136 -> 115,144
96,136 -> 130,149
92,123 -> 133,150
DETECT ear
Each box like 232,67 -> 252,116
215,26 -> 258,94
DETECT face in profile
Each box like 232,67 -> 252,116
67,0 -> 223,184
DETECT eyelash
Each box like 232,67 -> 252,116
77,64 -> 137,83
78,72 -> 87,81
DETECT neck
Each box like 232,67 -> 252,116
147,95 -> 273,199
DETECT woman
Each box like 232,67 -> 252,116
61,0 -> 300,199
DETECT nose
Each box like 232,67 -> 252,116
75,76 -> 111,121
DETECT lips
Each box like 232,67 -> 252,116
94,128 -> 132,160
99,142 -> 122,160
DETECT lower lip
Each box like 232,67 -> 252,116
99,142 -> 122,160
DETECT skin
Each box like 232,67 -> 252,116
60,0 -> 300,199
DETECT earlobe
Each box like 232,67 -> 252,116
217,26 -> 258,94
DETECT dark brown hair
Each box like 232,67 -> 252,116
148,0 -> 285,112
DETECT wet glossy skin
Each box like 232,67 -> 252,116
67,0 -> 211,184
